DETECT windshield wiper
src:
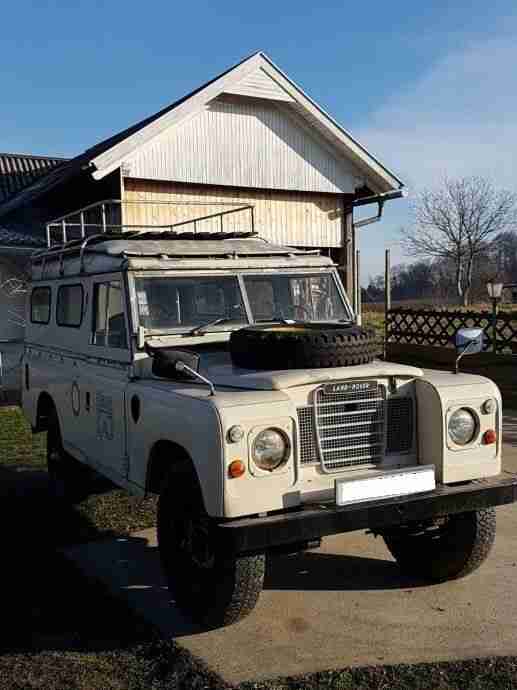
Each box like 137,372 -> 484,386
187,317 -> 233,336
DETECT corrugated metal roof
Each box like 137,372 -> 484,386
0,153 -> 67,205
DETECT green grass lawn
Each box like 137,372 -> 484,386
362,310 -> 385,339
2,406 -> 517,689
0,406 -> 46,467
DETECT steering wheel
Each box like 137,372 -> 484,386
286,304 -> 311,320
149,303 -> 177,322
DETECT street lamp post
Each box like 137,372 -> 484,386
486,281 -> 504,353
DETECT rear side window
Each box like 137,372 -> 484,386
31,287 -> 51,324
57,284 -> 84,327
92,281 -> 128,349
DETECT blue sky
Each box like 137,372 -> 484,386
2,0 -> 516,279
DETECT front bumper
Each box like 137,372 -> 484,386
218,472 -> 517,555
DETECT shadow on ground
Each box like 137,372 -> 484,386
0,465 -> 155,656
264,549 -> 424,592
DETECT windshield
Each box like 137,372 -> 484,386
134,271 -> 350,332
135,276 -> 247,331
244,273 -> 349,322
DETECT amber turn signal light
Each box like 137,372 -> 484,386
483,429 -> 497,445
228,460 -> 246,478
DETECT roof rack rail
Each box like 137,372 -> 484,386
45,199 -> 255,248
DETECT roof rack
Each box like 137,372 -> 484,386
45,199 -> 256,248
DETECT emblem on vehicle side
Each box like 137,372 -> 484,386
323,381 -> 377,395
71,382 -> 81,417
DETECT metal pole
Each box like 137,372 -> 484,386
385,249 -> 391,359
80,212 -> 85,239
492,298 -> 498,353
355,249 -> 361,325
101,204 -> 107,234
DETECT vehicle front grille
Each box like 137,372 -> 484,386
386,397 -> 413,454
297,382 -> 413,472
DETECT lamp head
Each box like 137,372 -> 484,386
487,280 -> 504,300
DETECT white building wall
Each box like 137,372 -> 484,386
0,254 -> 28,399
126,95 -> 360,195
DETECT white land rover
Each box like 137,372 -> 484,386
23,230 -> 517,627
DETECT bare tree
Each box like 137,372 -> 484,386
401,177 -> 517,305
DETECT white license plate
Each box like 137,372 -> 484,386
335,465 -> 436,506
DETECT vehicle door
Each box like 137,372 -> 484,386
82,275 -> 131,481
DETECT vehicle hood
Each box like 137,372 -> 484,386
199,350 -> 423,391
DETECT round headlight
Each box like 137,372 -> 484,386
448,408 -> 477,446
252,428 -> 290,471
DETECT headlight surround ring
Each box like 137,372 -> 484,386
251,427 -> 291,471
448,407 -> 478,446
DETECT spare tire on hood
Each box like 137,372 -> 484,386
229,323 -> 380,370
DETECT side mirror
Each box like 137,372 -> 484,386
145,344 -> 201,381
454,327 -> 484,374
144,343 -> 215,395
455,328 -> 484,355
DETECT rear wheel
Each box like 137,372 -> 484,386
382,508 -> 496,582
47,409 -> 91,503
157,470 -> 265,628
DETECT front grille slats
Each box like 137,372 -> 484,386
316,397 -> 385,407
320,419 -> 382,432
321,431 -> 383,442
296,381 -> 414,473
315,381 -> 386,472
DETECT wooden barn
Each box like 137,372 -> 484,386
0,51 -> 404,398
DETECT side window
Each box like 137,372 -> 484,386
30,287 -> 51,324
56,284 -> 83,327
92,281 -> 128,349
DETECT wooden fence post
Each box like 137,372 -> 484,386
384,249 -> 391,358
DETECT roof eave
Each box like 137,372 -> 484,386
90,52 -> 403,193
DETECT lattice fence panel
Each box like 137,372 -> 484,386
386,308 -> 517,353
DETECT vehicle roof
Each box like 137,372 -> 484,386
30,232 -> 335,279
90,234 -> 317,258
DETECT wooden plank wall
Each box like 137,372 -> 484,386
123,178 -> 346,248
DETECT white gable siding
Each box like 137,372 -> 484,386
223,67 -> 294,102
125,96 -> 358,194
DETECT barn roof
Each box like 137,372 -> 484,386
0,52 -> 403,219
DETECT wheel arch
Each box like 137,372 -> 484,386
146,439 -> 202,498
35,391 -> 56,432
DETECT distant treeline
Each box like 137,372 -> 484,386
363,231 -> 517,305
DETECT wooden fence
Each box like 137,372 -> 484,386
386,307 -> 517,354
385,307 -> 517,406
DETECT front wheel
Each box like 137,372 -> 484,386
382,508 -> 496,582
157,471 -> 265,628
